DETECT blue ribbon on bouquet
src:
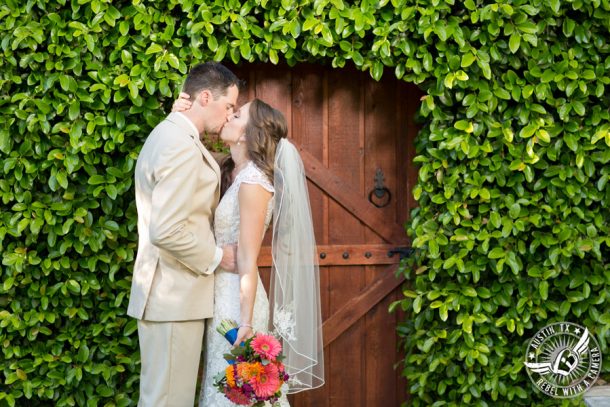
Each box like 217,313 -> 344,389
223,328 -> 244,365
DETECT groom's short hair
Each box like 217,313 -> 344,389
183,62 -> 241,99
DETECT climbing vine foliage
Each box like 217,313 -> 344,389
395,0 -> 610,406
0,0 -> 609,405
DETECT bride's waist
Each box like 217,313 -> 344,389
215,268 -> 262,279
214,237 -> 237,247
216,268 -> 238,275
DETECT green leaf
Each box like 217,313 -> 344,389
495,87 -> 511,100
146,43 -> 163,54
66,279 -> 81,294
104,220 -> 119,231
167,54 -> 180,70
489,212 -> 501,228
56,170 -> 68,189
592,127 -> 608,144
539,281 -> 549,299
114,74 -> 130,87
239,41 -> 251,59
413,296 -> 423,313
303,17 -> 318,31
454,120 -> 473,132
462,287 -> 477,297
106,184 -> 118,199
88,175 -> 106,185
519,124 -> 537,138
537,129 -> 550,143
444,72 -> 455,89
455,70 -> 469,81
77,345 -> 90,363
509,203 -> 521,218
371,61 -> 383,81
439,304 -> 448,321
559,301 -> 571,316
597,175 -> 608,191
571,101 -> 585,116
541,69 -> 555,83
207,36 -> 218,52
435,23 -> 448,41
96,384 -> 114,397
489,247 -> 505,259
69,100 -> 80,120
509,33 -> 521,53
477,59 -> 492,79
59,75 -> 77,92
461,52 -> 476,68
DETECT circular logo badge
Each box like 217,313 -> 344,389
524,322 -> 602,398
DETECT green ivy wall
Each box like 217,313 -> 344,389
0,0 -> 608,406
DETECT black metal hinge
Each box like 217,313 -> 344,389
387,247 -> 414,260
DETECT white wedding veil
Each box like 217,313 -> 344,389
270,138 -> 325,393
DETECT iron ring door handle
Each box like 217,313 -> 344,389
368,187 -> 391,208
368,168 -> 392,208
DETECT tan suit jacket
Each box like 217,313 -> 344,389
127,113 -> 220,321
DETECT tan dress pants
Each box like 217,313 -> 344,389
137,319 -> 205,407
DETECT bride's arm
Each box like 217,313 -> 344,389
234,183 -> 273,346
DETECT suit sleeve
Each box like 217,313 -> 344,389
148,136 -> 217,275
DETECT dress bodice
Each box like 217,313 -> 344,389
214,161 -> 274,247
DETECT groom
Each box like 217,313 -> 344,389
127,62 -> 240,406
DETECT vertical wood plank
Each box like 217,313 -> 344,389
254,65 -> 292,138
327,66 -> 366,407
256,64 -> 291,288
289,64 -> 330,407
363,73 -> 400,406
358,71 -> 368,407
290,64 -> 325,244
318,66 -> 332,407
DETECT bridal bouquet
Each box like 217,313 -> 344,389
214,319 -> 289,406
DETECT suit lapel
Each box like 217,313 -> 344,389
194,137 -> 221,180
166,113 -> 221,184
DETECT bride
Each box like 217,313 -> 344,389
175,96 -> 325,405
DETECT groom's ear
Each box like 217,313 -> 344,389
197,89 -> 212,107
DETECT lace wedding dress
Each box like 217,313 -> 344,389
199,161 -> 290,406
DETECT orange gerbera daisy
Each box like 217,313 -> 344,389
237,362 -> 264,382
225,365 -> 237,388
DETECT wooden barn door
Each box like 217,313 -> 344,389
231,62 -> 420,406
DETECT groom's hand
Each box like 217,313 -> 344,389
220,244 -> 237,272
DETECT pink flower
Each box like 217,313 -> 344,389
250,362 -> 281,398
224,387 -> 251,405
251,334 -> 282,360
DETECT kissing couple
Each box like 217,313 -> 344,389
127,62 -> 324,406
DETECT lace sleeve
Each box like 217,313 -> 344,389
238,163 -> 274,193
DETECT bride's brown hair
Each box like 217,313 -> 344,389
220,99 -> 288,196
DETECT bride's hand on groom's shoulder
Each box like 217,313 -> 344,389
171,92 -> 191,112
220,244 -> 237,272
